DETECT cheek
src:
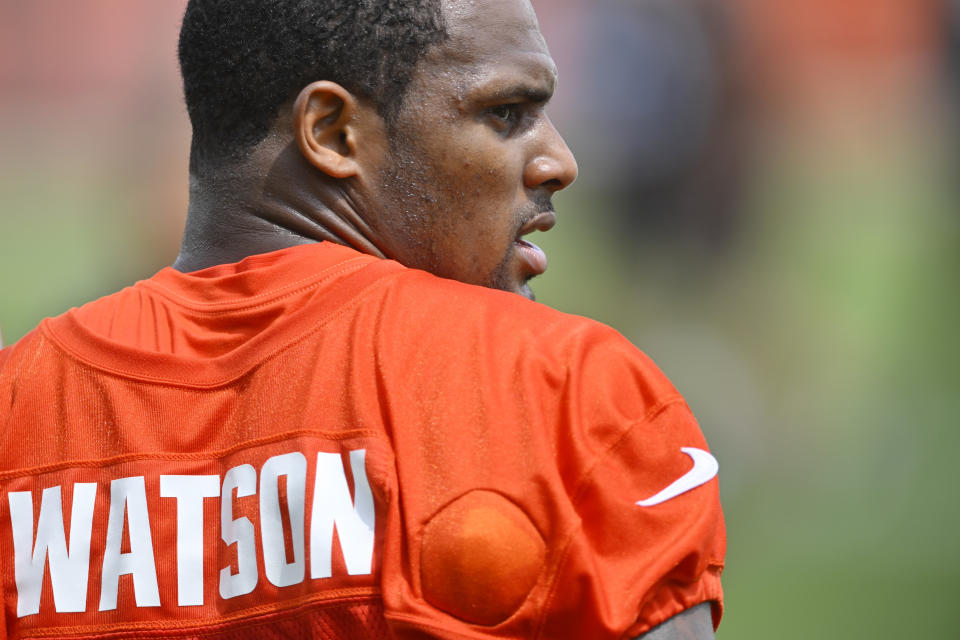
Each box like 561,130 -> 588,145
477,165 -> 507,199
454,161 -> 510,223
424,133 -> 512,211
447,156 -> 505,199
424,160 -> 513,246
396,134 -> 522,271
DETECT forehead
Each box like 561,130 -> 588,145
421,0 -> 557,97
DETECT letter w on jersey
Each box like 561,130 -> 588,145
9,484 -> 97,616
3,436 -> 384,631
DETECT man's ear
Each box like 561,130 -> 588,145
293,81 -> 362,179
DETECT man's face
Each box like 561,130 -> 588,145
367,0 -> 577,300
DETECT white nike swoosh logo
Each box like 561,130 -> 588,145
635,447 -> 719,507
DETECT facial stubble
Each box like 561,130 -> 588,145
376,136 -> 532,296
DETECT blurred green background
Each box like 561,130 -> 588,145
1,1 -> 958,637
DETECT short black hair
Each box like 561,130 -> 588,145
178,0 -> 447,175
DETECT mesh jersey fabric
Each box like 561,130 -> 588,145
0,242 -> 725,639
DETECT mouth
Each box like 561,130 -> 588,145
513,210 -> 557,277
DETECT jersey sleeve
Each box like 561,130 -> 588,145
539,328 -> 725,638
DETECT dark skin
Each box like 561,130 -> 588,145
174,0 -> 716,636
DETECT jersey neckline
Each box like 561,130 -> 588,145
42,243 -> 403,388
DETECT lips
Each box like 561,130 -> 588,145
518,210 -> 557,236
514,238 -> 548,275
514,210 -> 556,276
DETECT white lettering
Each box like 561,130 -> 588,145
159,475 -> 220,606
260,453 -> 306,588
6,446 -> 379,616
310,449 -> 375,578
8,483 -> 97,616
99,476 -> 160,610
219,464 -> 258,599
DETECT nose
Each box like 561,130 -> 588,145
523,116 -> 578,192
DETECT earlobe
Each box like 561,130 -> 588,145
293,81 -> 360,179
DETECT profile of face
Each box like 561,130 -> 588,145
367,0 -> 578,300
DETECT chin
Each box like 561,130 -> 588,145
485,266 -> 535,300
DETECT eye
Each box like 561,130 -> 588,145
486,104 -> 522,130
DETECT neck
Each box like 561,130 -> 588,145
173,142 -> 385,272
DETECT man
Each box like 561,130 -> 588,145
0,0 -> 724,638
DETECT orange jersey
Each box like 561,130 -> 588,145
0,243 -> 724,639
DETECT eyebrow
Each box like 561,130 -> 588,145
482,83 -> 554,104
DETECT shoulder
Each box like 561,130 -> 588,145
372,266 -> 683,417
0,327 -> 50,417
379,266 -> 647,362
375,270 -> 724,638
0,327 -> 45,373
